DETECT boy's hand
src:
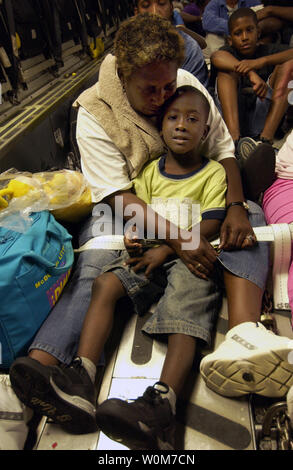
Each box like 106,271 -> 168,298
125,244 -> 172,277
248,71 -> 268,100
234,58 -> 266,75
124,226 -> 143,258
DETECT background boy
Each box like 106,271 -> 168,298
202,0 -> 261,59
211,7 -> 293,155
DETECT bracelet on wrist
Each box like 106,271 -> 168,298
226,201 -> 249,211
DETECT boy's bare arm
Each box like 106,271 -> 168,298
235,50 -> 293,75
213,48 -> 293,76
200,219 -> 221,242
211,50 -> 240,72
106,190 -> 219,276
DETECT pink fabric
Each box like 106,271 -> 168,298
263,178 -> 293,325
275,129 -> 293,179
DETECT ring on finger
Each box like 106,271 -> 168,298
245,234 -> 255,242
195,262 -> 202,269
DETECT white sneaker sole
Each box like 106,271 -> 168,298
200,347 -> 293,397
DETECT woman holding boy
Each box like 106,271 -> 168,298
9,14 -> 293,448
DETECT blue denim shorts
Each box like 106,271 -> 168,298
102,254 -> 223,346
218,200 -> 269,290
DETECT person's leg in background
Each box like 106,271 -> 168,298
216,70 -> 240,144
261,66 -> 289,143
263,177 -> 293,326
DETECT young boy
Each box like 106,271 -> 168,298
33,86 -> 227,449
211,7 -> 293,156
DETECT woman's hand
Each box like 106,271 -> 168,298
171,234 -> 219,280
219,206 -> 256,250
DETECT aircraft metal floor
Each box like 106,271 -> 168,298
4,297 -> 292,451
1,296 -> 293,451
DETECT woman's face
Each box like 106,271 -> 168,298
122,61 -> 178,117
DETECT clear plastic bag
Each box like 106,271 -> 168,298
0,169 -> 92,231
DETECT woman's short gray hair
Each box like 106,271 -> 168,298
114,13 -> 185,80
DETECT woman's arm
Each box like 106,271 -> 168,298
219,158 -> 256,250
176,69 -> 256,249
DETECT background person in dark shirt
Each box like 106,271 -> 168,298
180,1 -> 206,36
211,7 -> 293,148
257,2 -> 293,45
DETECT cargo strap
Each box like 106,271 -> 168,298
75,223 -> 293,311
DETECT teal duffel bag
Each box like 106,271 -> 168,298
0,210 -> 74,369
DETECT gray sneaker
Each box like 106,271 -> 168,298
237,137 -> 260,160
237,136 -> 275,161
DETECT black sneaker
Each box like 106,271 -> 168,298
9,357 -> 71,424
95,382 -> 176,450
10,357 -> 98,434
49,357 -> 98,434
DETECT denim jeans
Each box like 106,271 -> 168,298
29,201 -> 269,364
102,253 -> 223,346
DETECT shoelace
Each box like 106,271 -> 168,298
60,357 -> 82,370
134,382 -> 169,406
59,357 -> 88,379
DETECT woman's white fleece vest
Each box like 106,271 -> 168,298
73,54 -> 165,179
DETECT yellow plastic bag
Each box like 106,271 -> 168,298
0,169 -> 93,230
0,179 -> 34,208
52,186 -> 93,223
